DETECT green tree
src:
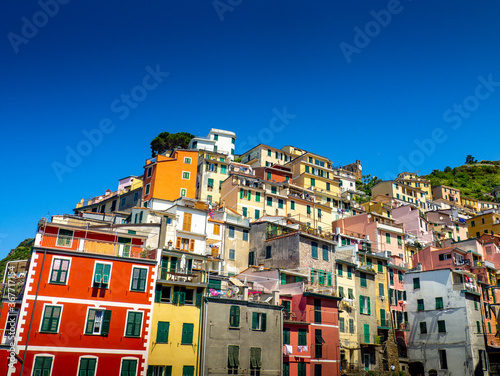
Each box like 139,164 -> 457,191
465,155 -> 476,165
357,174 -> 382,197
150,132 -> 195,157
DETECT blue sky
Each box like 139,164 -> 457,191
1,0 -> 499,257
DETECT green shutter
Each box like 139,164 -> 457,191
283,328 -> 290,344
170,257 -> 177,272
281,273 -> 287,285
367,297 -> 371,315
41,306 -> 52,332
182,323 -> 194,344
85,309 -> 96,334
165,366 -> 172,376
102,264 -> 111,284
196,291 -> 203,306
126,312 -> 134,336
311,268 -> 315,283
101,310 -> 111,337
138,268 -> 147,291
240,189 -> 243,199
147,366 -> 154,376
327,272 -> 332,286
157,321 -> 169,343
94,263 -> 103,284
172,291 -> 179,304
252,312 -> 258,330
298,329 -> 307,346
255,192 -> 261,202
179,291 -> 186,305
359,295 -> 364,314
155,285 -> 161,303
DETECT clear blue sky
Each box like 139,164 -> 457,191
1,0 -> 499,257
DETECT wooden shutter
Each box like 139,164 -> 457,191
165,366 -> 172,376
134,312 -> 142,336
359,295 -> 364,314
189,239 -> 195,252
94,264 -> 103,284
155,286 -> 161,303
139,268 -> 147,291
131,268 -> 140,291
179,291 -> 186,305
85,309 -> 96,334
157,321 -> 169,343
255,347 -> 262,367
250,348 -> 257,368
283,328 -> 290,344
41,306 -> 52,332
196,290 -> 203,306
101,310 -> 111,337
182,323 -> 194,344
183,213 -> 192,231
367,297 -> 371,315
252,312 -> 257,330
102,264 -> 111,284
126,312 -> 134,336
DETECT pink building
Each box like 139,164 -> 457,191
391,205 -> 433,245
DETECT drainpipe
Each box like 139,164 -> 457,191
20,248 -> 47,376
201,296 -> 209,376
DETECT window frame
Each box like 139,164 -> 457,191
31,354 -> 54,376
39,304 -> 63,333
181,323 -> 195,344
156,321 -> 170,343
77,356 -> 98,376
92,261 -> 112,288
85,307 -> 112,336
120,358 -> 138,376
130,266 -> 149,292
251,312 -> 267,331
48,256 -> 71,285
182,171 -> 190,180
124,310 -> 143,338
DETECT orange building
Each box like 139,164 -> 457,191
142,149 -> 199,206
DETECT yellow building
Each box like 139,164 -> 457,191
148,249 -> 207,376
467,211 -> 500,238
195,149 -> 230,204
240,144 -> 295,168
461,196 -> 480,213
396,172 -> 432,200
360,201 -> 393,219
371,181 -> 428,210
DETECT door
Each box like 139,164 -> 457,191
364,353 -> 370,370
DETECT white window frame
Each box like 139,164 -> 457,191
118,357 -> 139,376
180,188 -> 187,197
84,307 -> 107,335
145,183 -> 151,195
48,256 -> 72,285
31,354 -> 55,376
38,303 -> 63,333
182,171 -> 191,180
129,265 -> 149,292
147,167 -> 153,178
56,228 -> 74,248
76,355 -> 99,376
184,157 -> 192,164
91,261 -> 113,288
123,310 -> 144,338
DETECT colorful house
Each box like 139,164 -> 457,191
12,220 -> 156,376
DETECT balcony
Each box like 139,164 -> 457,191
283,309 -> 308,323
157,267 -> 206,285
395,322 -> 410,331
377,318 -> 391,329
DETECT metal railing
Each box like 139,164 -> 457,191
157,267 -> 205,284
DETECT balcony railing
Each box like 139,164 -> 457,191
157,267 -> 205,284
283,309 -> 308,323
395,322 -> 410,331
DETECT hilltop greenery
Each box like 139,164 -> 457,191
424,158 -> 500,202
0,238 -> 33,280
150,132 -> 195,157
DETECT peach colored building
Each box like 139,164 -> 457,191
431,185 -> 462,204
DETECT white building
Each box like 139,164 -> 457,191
188,128 -> 236,161
405,268 -> 488,376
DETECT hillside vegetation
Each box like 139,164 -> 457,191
0,238 -> 33,281
424,160 -> 500,202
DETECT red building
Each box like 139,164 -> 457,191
282,292 -> 341,376
254,164 -> 292,183
9,220 -> 157,376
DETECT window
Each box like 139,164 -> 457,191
156,321 -> 169,343
386,232 -> 391,243
337,263 -> 343,276
228,345 -> 239,374
78,357 -> 97,376
278,199 -> 284,209
242,207 -> 247,218
338,286 -> 345,298
266,246 -> 272,259
322,245 -> 329,261
182,171 -> 190,180
85,308 -> 111,336
248,251 -> 255,266
228,305 -> 241,328
250,347 -> 262,374
180,188 -> 187,197
417,299 -> 424,311
147,167 -> 153,177
266,197 -> 272,206
49,258 -> 70,284
32,356 -> 53,375
359,295 -> 371,315
348,288 -> 354,299
314,299 -> 321,323
389,269 -> 394,285
310,178 -> 315,187
183,213 -> 192,231
360,272 -> 367,287
254,209 -> 260,219
252,312 -> 267,331
347,266 -> 352,278
243,230 -> 249,241
326,182 -> 330,191
378,261 -> 383,273
125,311 -> 143,337
349,318 -> 354,333
474,300 -> 478,310
56,228 -> 73,247
290,201 -> 295,210
307,205 -> 311,215
339,317 -> 345,332
479,349 -> 487,371
298,363 -> 306,376
398,270 -> 403,282
214,224 -> 220,235
413,277 -> 420,289
437,320 -> 446,333
271,186 -> 277,194
181,323 -> 194,344
213,134 -> 218,141
228,226 -> 235,238
379,283 -> 384,297
40,305 -> 61,333
255,191 -> 260,202
229,249 -> 235,260
283,362 -> 290,376
93,262 -> 111,288
311,242 -> 318,258
420,321 -> 427,334
284,327 -> 291,344
298,329 -> 307,345
145,183 -> 151,195
314,364 -> 322,376
435,297 -> 443,309
397,235 -> 402,246
121,359 -> 138,376
130,267 -> 148,292
314,329 -> 324,358
439,350 -> 448,369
